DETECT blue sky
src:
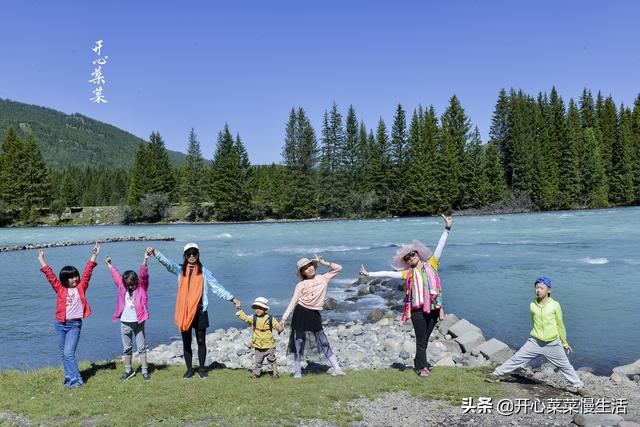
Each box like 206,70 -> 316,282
1,1 -> 638,164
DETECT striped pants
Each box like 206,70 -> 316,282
493,337 -> 584,389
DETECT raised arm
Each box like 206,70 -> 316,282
315,255 -> 342,282
433,214 -> 452,260
139,249 -> 151,290
105,256 -> 124,289
153,249 -> 182,276
79,242 -> 99,290
359,264 -> 403,279
38,250 -> 62,292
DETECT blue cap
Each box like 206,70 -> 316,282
535,277 -> 552,288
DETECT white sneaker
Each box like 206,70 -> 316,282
331,369 -> 346,376
293,372 -> 301,379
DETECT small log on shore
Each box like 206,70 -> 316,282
0,236 -> 175,252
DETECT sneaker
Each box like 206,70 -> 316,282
142,372 -> 151,382
331,369 -> 346,377
121,370 -> 136,381
293,372 -> 302,379
249,373 -> 259,380
577,388 -> 590,397
183,368 -> 195,380
484,374 -> 501,383
198,368 -> 208,379
418,368 -> 430,378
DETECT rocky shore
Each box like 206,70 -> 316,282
0,235 -> 175,252
144,276 -> 640,426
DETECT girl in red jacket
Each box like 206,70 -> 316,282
38,242 -> 100,388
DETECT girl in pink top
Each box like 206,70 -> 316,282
105,249 -> 152,381
281,255 -> 344,378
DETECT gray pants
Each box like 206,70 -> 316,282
253,347 -> 277,375
120,321 -> 147,356
494,337 -> 584,389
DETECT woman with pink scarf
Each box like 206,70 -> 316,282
360,214 -> 453,377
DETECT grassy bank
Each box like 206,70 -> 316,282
0,362 -> 504,426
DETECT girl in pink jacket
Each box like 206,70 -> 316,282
105,249 -> 152,381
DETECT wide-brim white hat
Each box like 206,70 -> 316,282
391,240 -> 432,270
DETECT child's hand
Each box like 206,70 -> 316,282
38,250 -> 46,267
90,241 -> 100,259
441,214 -> 453,230
105,256 -> 112,267
146,247 -> 155,256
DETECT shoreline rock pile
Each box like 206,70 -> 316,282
0,235 -> 175,252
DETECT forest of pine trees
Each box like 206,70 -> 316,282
1,87 -> 640,225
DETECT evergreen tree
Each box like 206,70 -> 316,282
389,104 -> 408,215
608,105 -> 634,204
439,95 -> 470,208
558,99 -> 582,208
318,103 -> 347,217
599,96 -> 618,178
127,141 -> 148,206
182,128 -> 208,219
631,94 -> 640,203
489,89 -> 511,185
480,140 -> 508,204
145,131 -> 176,196
579,128 -> 608,207
60,167 -> 80,208
371,118 -> 392,215
21,134 -> 51,216
0,128 -> 25,211
579,88 -> 597,129
462,127 -> 485,207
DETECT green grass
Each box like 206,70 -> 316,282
0,362 -> 505,426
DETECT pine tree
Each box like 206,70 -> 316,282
579,88 -> 597,129
21,133 -> 51,217
579,128 -> 608,207
439,95 -> 470,209
389,104 -> 408,215
631,94 -> 640,203
127,141 -> 148,206
182,128 -> 208,219
608,105 -> 634,204
489,89 -> 511,186
0,128 -> 25,211
480,140 -> 508,204
599,96 -> 618,179
462,127 -> 485,207
145,131 -> 176,196
318,103 -> 347,217
558,99 -> 582,208
404,107 -> 434,215
60,167 -> 80,208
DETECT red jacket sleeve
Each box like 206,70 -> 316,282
79,261 -> 97,290
40,265 -> 62,292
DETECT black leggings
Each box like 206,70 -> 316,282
411,308 -> 440,370
181,328 -> 206,370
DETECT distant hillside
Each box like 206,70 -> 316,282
0,98 -> 187,169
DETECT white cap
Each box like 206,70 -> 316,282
183,242 -> 199,252
251,297 -> 269,310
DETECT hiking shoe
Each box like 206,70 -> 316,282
249,373 -> 259,380
418,368 -> 430,378
183,368 -> 195,379
577,388 -> 590,397
484,374 -> 502,383
142,372 -> 151,382
198,368 -> 208,379
293,372 -> 302,379
121,370 -> 136,381
331,369 -> 346,377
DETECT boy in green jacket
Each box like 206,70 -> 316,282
487,277 -> 589,397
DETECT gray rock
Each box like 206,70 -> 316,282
399,350 -> 410,360
435,340 -> 462,356
344,350 -> 366,362
357,287 -> 370,296
376,318 -> 390,327
619,421 -> 640,427
454,331 -> 485,353
610,372 -> 633,384
573,413 -> 624,426
435,355 -> 455,367
383,339 -> 402,353
437,313 -> 459,335
323,297 -> 337,310
367,309 -> 385,323
448,319 -> 482,338
475,338 -> 514,363
612,358 -> 640,379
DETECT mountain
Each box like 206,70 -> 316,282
0,98 -> 187,169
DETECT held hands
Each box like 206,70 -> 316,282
441,214 -> 453,230
276,323 -> 284,334
146,247 -> 155,256
359,264 -> 370,276
231,297 -> 242,310
105,256 -> 112,267
143,248 -> 153,264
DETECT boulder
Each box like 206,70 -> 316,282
357,287 -> 370,296
367,309 -> 385,323
383,339 -> 402,353
573,414 -> 624,427
376,318 -> 390,327
434,339 -> 462,356
323,297 -> 337,311
454,331 -> 485,353
612,358 -> 640,379
475,338 -> 513,364
435,355 -> 456,367
437,313 -> 459,335
448,319 -> 483,338
344,350 -> 366,362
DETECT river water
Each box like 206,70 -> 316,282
0,207 -> 638,374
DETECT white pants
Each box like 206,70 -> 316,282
493,337 -> 584,389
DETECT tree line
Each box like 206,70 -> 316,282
1,87 -> 639,225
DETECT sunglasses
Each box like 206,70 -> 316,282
184,250 -> 199,258
403,251 -> 418,262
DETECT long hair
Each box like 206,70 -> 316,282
181,257 -> 202,276
59,266 -> 80,288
